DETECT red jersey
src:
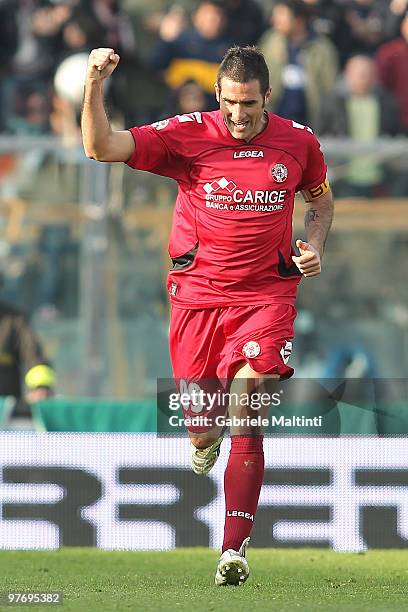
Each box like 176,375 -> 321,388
126,110 -> 327,308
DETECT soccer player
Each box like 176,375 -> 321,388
81,46 -> 334,585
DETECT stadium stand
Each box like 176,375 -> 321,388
32,398 -> 157,432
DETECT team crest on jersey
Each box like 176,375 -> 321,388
271,164 -> 288,183
242,341 -> 261,358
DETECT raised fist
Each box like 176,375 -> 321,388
87,48 -> 120,81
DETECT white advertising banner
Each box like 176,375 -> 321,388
1,433 -> 408,551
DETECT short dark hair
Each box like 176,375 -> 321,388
217,46 -> 270,96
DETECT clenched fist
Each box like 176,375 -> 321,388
87,48 -> 120,81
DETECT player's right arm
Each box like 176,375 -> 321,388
81,48 -> 135,163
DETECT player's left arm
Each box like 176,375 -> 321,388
292,184 -> 334,277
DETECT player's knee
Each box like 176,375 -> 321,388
231,362 -> 279,393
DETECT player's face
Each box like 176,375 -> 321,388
215,77 -> 271,142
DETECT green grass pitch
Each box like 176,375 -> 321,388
0,548 -> 407,611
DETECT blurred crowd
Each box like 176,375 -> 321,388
0,0 -> 407,398
0,0 -> 408,139
0,0 -> 408,319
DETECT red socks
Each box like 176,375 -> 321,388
222,435 -> 264,552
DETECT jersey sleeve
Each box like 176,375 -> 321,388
125,116 -> 189,182
297,132 -> 328,196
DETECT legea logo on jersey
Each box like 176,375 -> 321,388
233,150 -> 264,159
203,176 -> 287,212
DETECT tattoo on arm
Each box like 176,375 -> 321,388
305,209 -> 319,227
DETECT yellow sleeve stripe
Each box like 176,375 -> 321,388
301,178 -> 330,201
25,365 -> 56,389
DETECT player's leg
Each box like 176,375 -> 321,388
168,305 -> 227,473
216,303 -> 296,585
215,364 -> 278,586
188,381 -> 228,475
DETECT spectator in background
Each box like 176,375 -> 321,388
1,1 -> 76,132
15,0 -> 73,78
1,1 -> 140,133
0,297 -> 55,419
59,0 -> 137,123
222,0 -> 266,46
316,55 -> 401,138
382,0 -> 408,41
376,11 -> 408,134
0,0 -> 18,131
316,55 -> 401,196
302,0 -> 352,68
151,0 -> 233,110
4,86 -> 51,135
259,0 -> 338,127
52,1 -> 139,129
53,5 -> 107,132
59,9 -> 107,59
163,79 -> 207,117
86,0 -> 162,127
87,0 -> 136,53
343,0 -> 389,56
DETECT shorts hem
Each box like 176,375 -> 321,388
170,298 -> 297,310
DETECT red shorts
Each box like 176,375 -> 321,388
169,303 -> 296,431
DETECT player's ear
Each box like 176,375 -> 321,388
264,87 -> 272,107
214,83 -> 220,103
